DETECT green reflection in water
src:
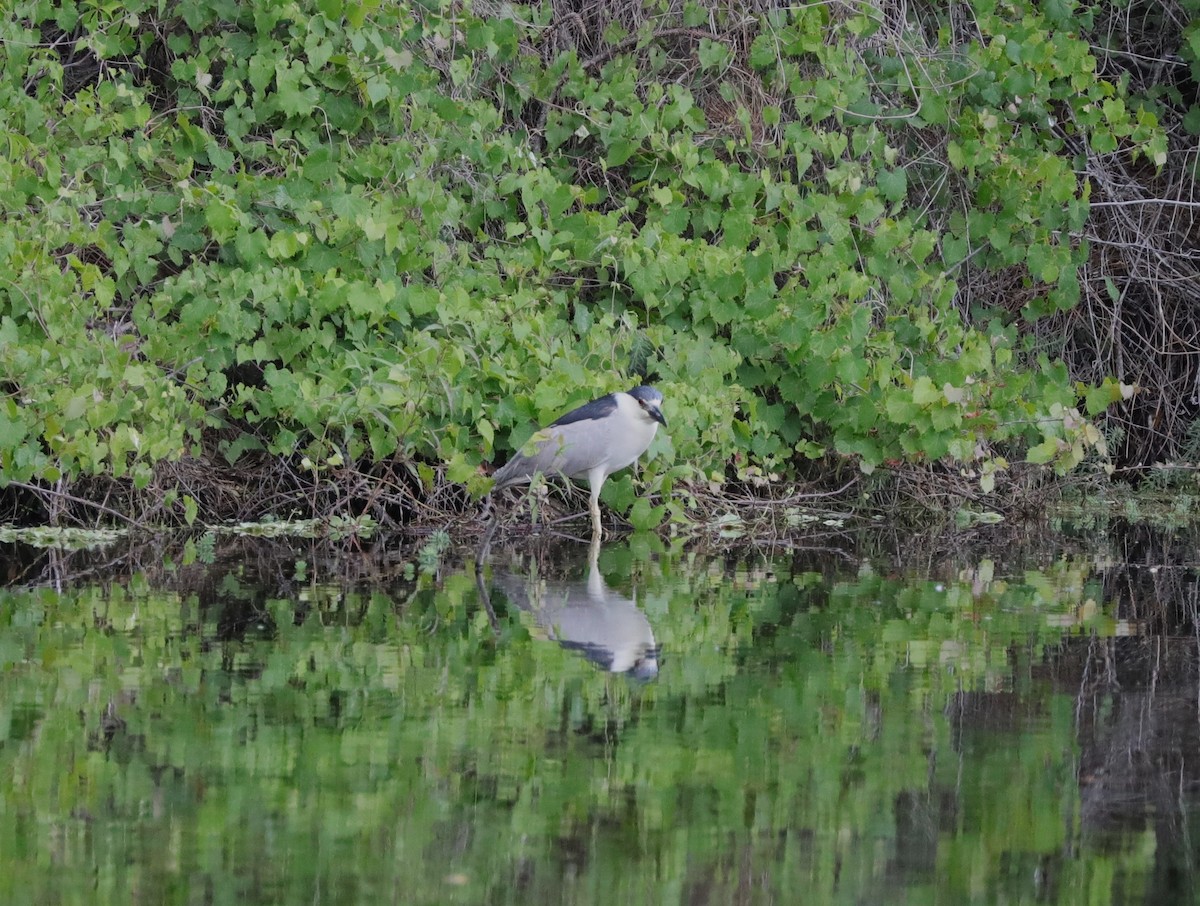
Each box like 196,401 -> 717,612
0,545 -> 1184,904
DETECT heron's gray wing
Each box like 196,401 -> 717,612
550,393 -> 617,427
492,425 -> 578,486
493,395 -> 617,487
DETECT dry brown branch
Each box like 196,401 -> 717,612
8,480 -> 143,527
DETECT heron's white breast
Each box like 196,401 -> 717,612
596,391 -> 660,474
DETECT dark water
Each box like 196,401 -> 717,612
1,526 -> 1198,904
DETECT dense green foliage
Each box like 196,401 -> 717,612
0,544 -> 1173,903
0,0 -> 1172,522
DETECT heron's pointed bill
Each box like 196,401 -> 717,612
642,401 -> 667,427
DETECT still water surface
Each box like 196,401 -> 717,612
0,529 -> 1197,904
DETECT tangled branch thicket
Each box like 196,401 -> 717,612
1029,2 -> 1200,469
851,0 -> 1200,474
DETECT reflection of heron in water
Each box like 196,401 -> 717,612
481,549 -> 659,681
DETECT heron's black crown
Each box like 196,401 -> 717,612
628,385 -> 667,426
627,385 -> 663,406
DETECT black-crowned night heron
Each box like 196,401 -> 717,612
489,559 -> 659,680
484,384 -> 667,544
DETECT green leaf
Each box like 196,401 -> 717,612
697,38 -> 731,70
911,376 -> 941,407
1183,105 -> 1200,136
267,231 -> 308,260
477,418 -> 495,450
628,495 -> 664,531
1026,439 -> 1059,465
1083,379 -> 1131,416
446,452 -> 476,484
0,407 -> 28,450
607,139 -> 637,167
275,61 -> 319,116
64,395 -> 90,422
885,394 -> 919,425
877,168 -> 907,203
205,198 -> 240,240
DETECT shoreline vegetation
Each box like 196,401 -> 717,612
2,1 -> 1197,532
